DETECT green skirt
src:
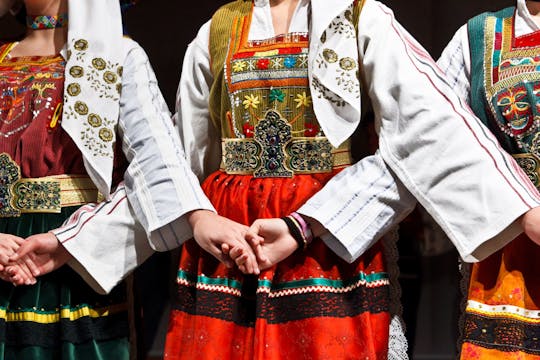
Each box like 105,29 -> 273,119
0,207 -> 129,360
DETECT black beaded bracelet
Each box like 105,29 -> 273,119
281,216 -> 306,251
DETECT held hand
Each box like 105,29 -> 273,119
522,206 -> 540,245
0,233 -> 35,284
188,210 -> 262,275
0,233 -> 25,269
7,232 -> 70,286
242,218 -> 299,271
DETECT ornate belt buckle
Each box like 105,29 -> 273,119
0,153 -> 23,217
0,153 -> 61,217
253,110 -> 293,178
287,138 -> 334,173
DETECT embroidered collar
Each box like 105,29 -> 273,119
60,0 -> 124,197
308,0 -> 360,147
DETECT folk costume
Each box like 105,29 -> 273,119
47,0 -> 540,359
0,0 -> 214,358
164,0 -> 540,359
438,1 -> 540,358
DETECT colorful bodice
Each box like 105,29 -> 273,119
221,22 -> 350,177
469,8 -> 540,187
226,32 -> 317,139
0,43 -> 88,178
483,14 -> 540,152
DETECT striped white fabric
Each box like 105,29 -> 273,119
53,39 -> 215,293
300,0 -> 540,263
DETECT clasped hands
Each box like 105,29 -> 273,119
0,210 -> 301,286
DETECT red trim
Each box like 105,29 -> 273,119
514,31 -> 540,48
61,195 -> 128,244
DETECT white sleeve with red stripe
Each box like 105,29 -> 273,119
369,0 -> 540,261
49,40 -> 218,294
52,183 -> 153,294
302,0 -> 540,263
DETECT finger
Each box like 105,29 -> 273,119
243,243 -> 260,275
248,220 -> 262,234
13,260 -> 36,285
209,245 -> 234,268
22,254 -> 40,277
238,264 -> 248,274
241,250 -> 259,275
10,240 -> 40,262
229,247 -> 244,260
7,266 -> 32,286
245,230 -> 264,246
253,243 -> 269,264
221,243 -> 230,255
234,253 -> 248,267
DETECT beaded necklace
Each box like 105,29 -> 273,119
26,13 -> 68,30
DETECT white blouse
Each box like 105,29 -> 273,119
60,0 -> 540,294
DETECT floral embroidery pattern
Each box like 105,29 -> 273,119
283,57 -> 296,69
257,58 -> 270,70
330,8 -> 356,39
63,38 -> 123,158
269,89 -> 285,103
232,61 -> 247,72
294,92 -> 312,108
243,94 -> 260,109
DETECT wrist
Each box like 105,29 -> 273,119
281,216 -> 305,251
289,212 -> 313,245
187,209 -> 214,228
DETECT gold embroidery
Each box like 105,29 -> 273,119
513,153 -> 540,187
30,82 -> 56,97
74,101 -> 89,115
339,57 -> 356,71
323,49 -> 338,63
87,114 -> 102,128
92,58 -> 107,70
74,39 -> 88,51
67,83 -> 81,96
103,71 -> 117,84
98,127 -> 114,142
69,65 -> 84,78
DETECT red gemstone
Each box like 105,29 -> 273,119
243,123 -> 254,138
304,123 -> 319,137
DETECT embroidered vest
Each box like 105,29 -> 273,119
208,1 -> 365,177
469,7 -> 540,187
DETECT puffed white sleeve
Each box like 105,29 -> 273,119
298,151 -> 417,263
360,0 -> 540,262
175,21 -> 222,181
436,24 -> 471,102
52,39 -> 216,294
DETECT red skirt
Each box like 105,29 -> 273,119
164,171 -> 391,359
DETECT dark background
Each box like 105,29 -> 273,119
0,0 -> 515,359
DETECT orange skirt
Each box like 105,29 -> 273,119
164,171 -> 391,359
461,234 -> 540,359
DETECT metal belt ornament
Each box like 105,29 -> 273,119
222,110 -> 348,177
512,133 -> 540,189
0,153 -> 98,217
